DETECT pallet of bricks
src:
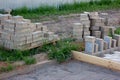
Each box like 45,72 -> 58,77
0,14 -> 59,50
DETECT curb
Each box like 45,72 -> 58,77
0,60 -> 56,80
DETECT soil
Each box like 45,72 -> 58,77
32,9 -> 120,38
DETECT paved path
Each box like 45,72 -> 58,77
6,60 -> 120,80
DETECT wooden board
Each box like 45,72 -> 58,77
72,51 -> 120,71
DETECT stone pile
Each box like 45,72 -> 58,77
72,11 -> 116,40
80,14 -> 90,38
0,14 -> 59,50
73,23 -> 83,41
84,35 -> 120,55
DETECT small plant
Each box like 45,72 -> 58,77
23,57 -> 36,65
41,38 -> 79,63
0,64 -> 14,72
115,27 -> 120,35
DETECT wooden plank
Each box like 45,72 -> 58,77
72,51 -> 120,71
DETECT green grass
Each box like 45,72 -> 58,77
11,0 -> 120,20
0,64 -> 14,73
115,27 -> 120,35
0,47 -> 41,62
23,57 -> 36,65
40,38 -> 79,63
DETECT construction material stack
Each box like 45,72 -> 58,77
80,13 -> 90,38
0,14 -> 59,50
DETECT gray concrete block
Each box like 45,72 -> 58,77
85,36 -> 96,55
92,31 -> 101,38
113,34 -> 120,47
95,38 -> 104,52
104,36 -> 112,49
94,43 -> 98,53
11,16 -> 23,21
112,39 -> 117,48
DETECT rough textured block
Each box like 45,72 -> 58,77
11,16 -> 23,21
104,36 -> 112,49
104,41 -> 108,50
113,34 -> 120,47
90,26 -> 100,31
112,39 -> 117,48
96,38 -> 104,52
85,36 -> 96,55
94,43 -> 98,53
80,13 -> 89,20
92,31 -> 101,38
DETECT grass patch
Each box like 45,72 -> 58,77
0,47 -> 41,62
23,57 -> 36,65
0,64 -> 14,73
11,0 -> 120,20
40,38 -> 81,63
115,27 -> 120,35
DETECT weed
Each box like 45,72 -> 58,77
41,38 -> 79,63
115,27 -> 120,35
0,64 -> 14,72
23,57 -> 36,65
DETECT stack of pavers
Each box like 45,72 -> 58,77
0,14 -> 59,50
89,12 -> 105,38
80,13 -> 90,38
73,23 -> 83,41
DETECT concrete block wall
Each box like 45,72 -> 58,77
84,35 -> 120,55
0,14 -> 59,50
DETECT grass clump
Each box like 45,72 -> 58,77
11,0 -> 120,19
0,64 -> 14,73
115,27 -> 120,35
41,38 -> 79,63
23,57 -> 36,65
0,47 -> 41,62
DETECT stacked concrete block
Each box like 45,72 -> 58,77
80,14 -> 90,38
0,14 -> 59,50
95,38 -> 104,52
111,39 -> 117,48
113,34 -> 120,47
85,36 -> 96,55
94,43 -> 98,53
92,31 -> 101,38
104,41 -> 108,50
104,36 -> 112,49
100,13 -> 108,26
73,23 -> 83,41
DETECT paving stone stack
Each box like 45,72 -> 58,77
80,13 -> 90,38
89,12 -> 105,38
0,14 -> 59,50
73,23 -> 83,41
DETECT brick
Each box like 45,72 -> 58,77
42,26 -> 48,31
73,23 -> 83,29
0,14 -> 11,20
80,13 -> 89,20
1,32 -> 11,40
95,38 -> 104,52
90,26 -> 100,31
89,12 -> 99,19
112,39 -> 117,48
94,43 -> 98,53
104,41 -> 108,50
85,36 -> 96,54
32,31 -> 44,38
92,31 -> 101,38
29,23 -> 36,32
113,34 -> 120,47
11,16 -> 23,21
22,19 -> 31,23
15,22 -> 30,29
35,23 -> 43,31
104,36 -> 112,49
